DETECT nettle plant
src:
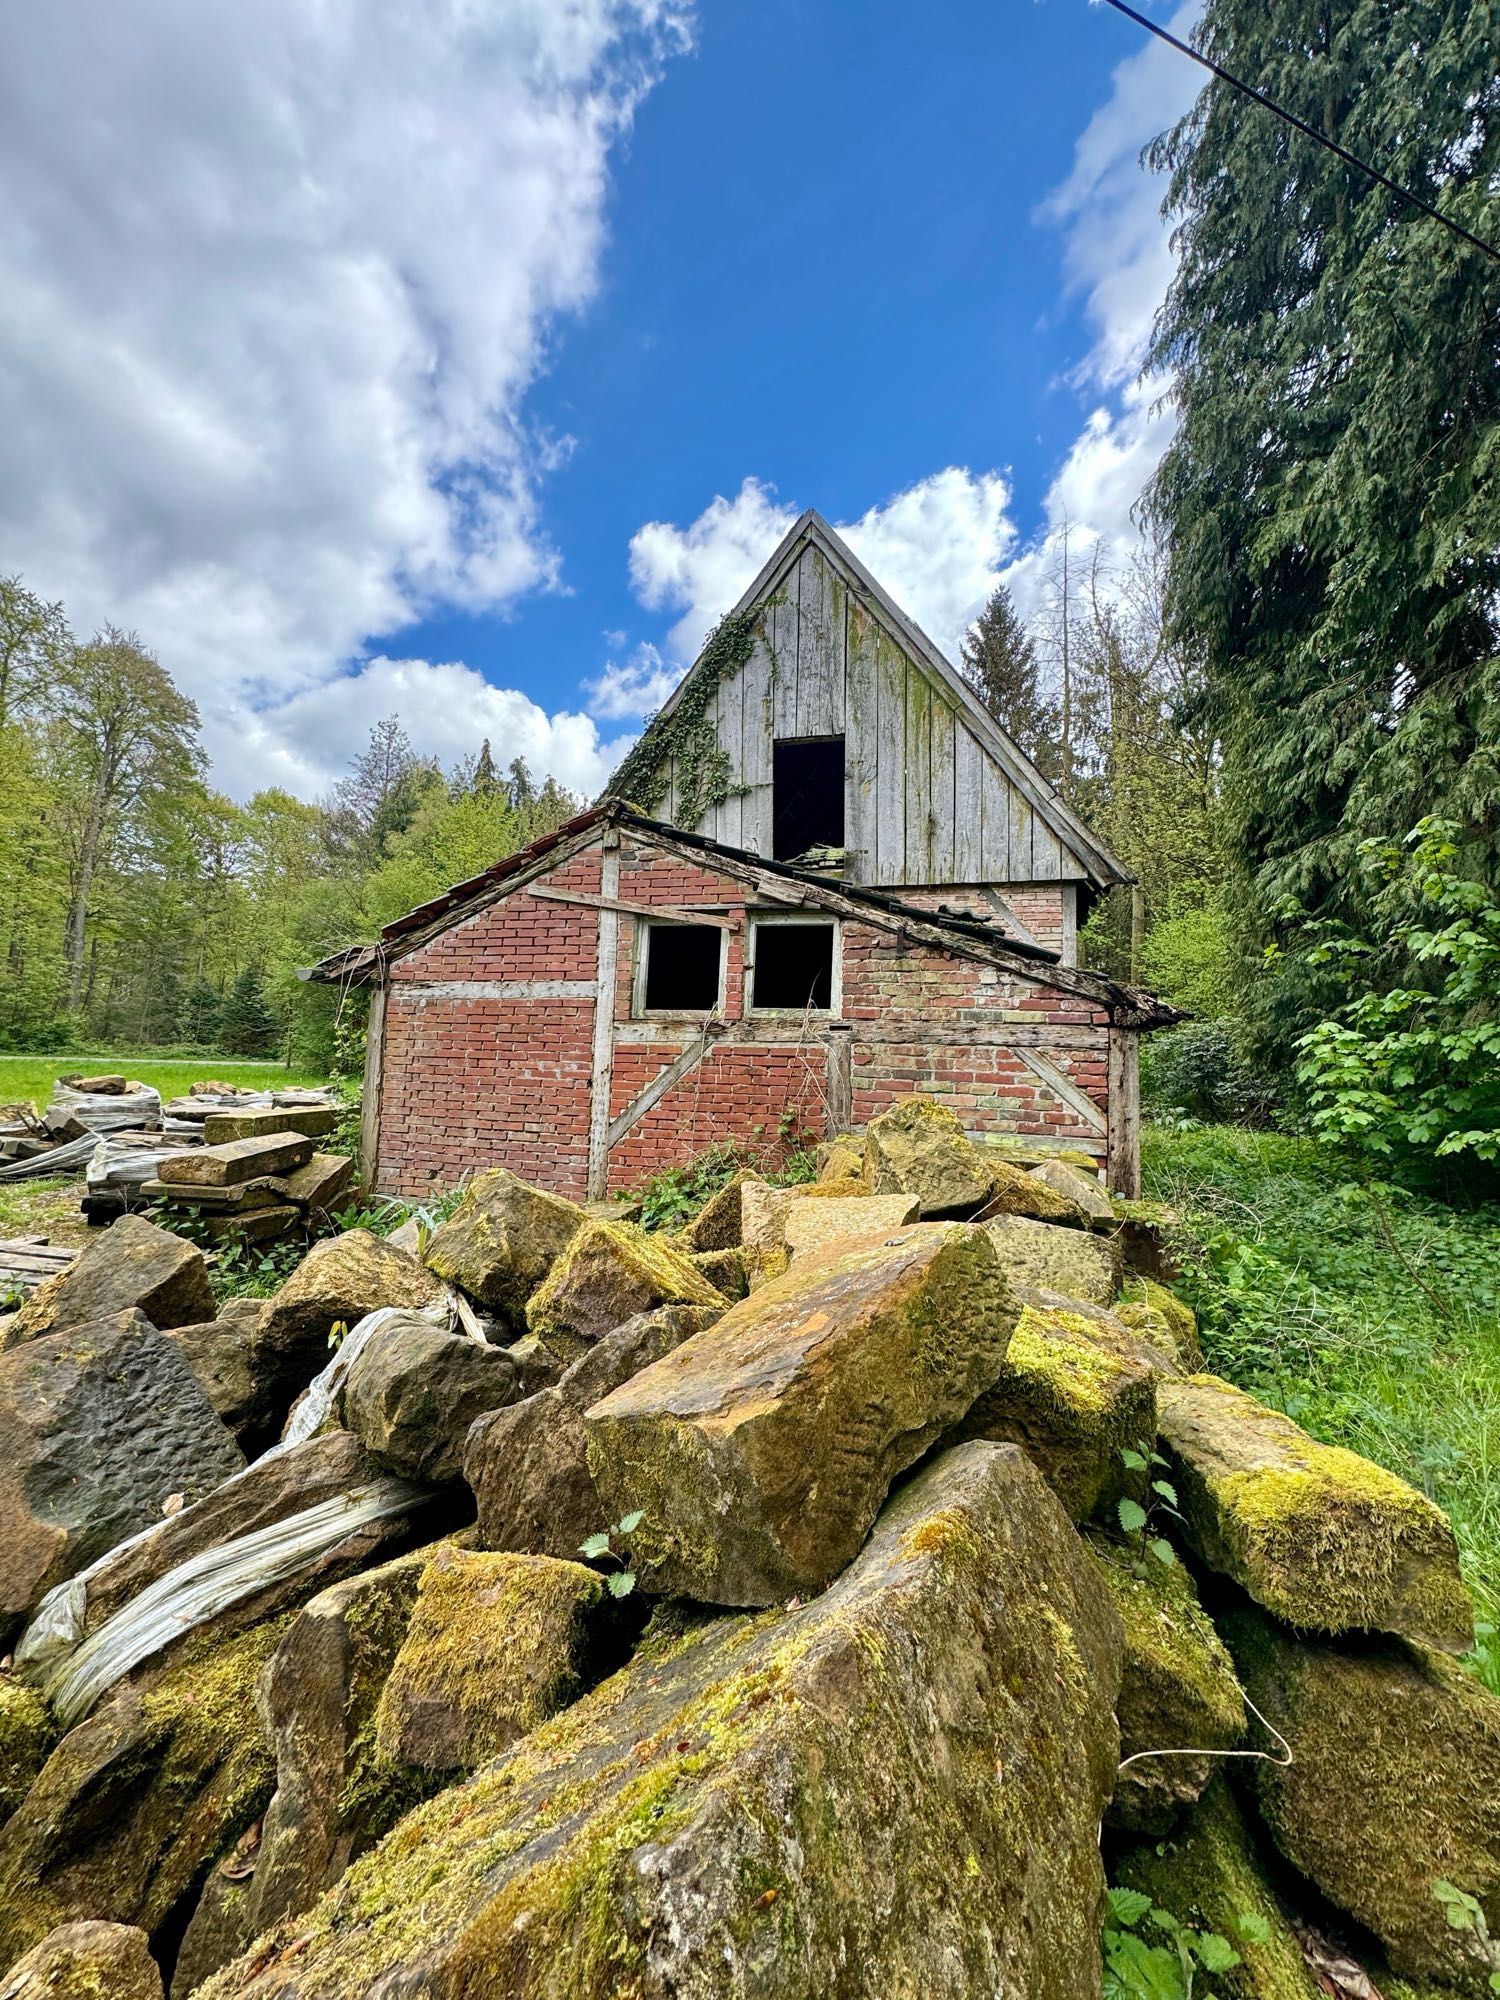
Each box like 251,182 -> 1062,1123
1103,1885 -> 1268,1999
579,1511 -> 645,1599
1116,1439 -> 1185,1573
1431,1879 -> 1500,1992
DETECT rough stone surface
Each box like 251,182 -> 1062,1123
339,1315 -> 519,1482
256,1231 -> 444,1418
199,1444 -> 1124,2000
526,1219 -> 723,1350
739,1180 -> 914,1285
374,1547 -> 609,1772
423,1169 -> 586,1328
0,1311 -> 244,1644
585,1222 -> 1020,1604
1028,1156 -> 1116,1225
861,1095 -> 996,1215
0,1675 -> 55,1820
8,1215 -> 215,1343
781,1191 -> 920,1260
817,1134 -> 865,1183
1113,1778 -> 1322,2000
202,1107 -> 337,1143
1118,1275 -> 1201,1369
157,1134 -> 314,1188
675,1169 -> 763,1251
468,1304 -> 721,1558
984,1212 -> 1123,1304
982,1155 -> 1089,1226
1225,1604 -> 1500,1994
950,1295 -> 1159,1522
168,1297 -> 267,1443
687,1245 -> 747,1298
0,1614 -> 284,1967
1083,1533 -> 1245,1833
1160,1373 -> 1473,1650
0,1920 -> 164,2000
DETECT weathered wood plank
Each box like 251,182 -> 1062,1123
359,976 -> 386,1191
1107,1027 -> 1141,1196
1014,1048 -> 1108,1134
795,544 -> 843,737
398,978 -> 598,1002
953,719 -> 985,882
844,592 -> 878,882
606,1022 -> 736,1148
824,1024 -> 854,1133
737,623 -> 776,859
905,672 -> 935,883
586,838 -> 622,1200
872,625 -> 907,883
928,697 -> 957,884
528,886 -> 738,930
766,565 -> 800,745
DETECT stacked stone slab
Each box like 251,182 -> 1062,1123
142,1131 -> 354,1245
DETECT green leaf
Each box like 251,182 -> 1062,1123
578,1532 -> 611,1559
1117,1498 -> 1149,1534
1149,1537 -> 1177,1567
1120,1448 -> 1149,1472
1150,1479 -> 1179,1507
1106,1887 -> 1153,1928
1235,1912 -> 1272,1945
606,1570 -> 636,1598
1193,1932 -> 1241,1973
616,1510 -> 644,1534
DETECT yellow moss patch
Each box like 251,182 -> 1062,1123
527,1220 -> 724,1344
0,1675 -> 54,1818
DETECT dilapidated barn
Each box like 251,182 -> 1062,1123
309,513 -> 1173,1197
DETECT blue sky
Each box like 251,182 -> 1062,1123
0,0 -> 1199,799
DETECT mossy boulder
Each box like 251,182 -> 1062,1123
526,1219 -> 724,1351
781,1192 -> 921,1262
673,1169 -> 764,1252
1029,1156 -> 1116,1225
0,1674 -> 55,1822
255,1231 -> 444,1421
200,1443 -> 1124,2000
585,1222 -> 1020,1605
0,1920 -> 164,2000
1117,1275 -> 1201,1369
738,1180 -> 900,1285
0,1310 -> 244,1646
374,1548 -> 611,1773
1159,1374 -> 1473,1650
1083,1533 -> 1244,1832
861,1094 -> 996,1215
817,1134 -> 865,1183
7,1215 -> 215,1345
468,1304 -> 722,1560
1112,1777 -> 1321,1999
1224,1604 -> 1500,1994
688,1245 -> 748,1299
948,1296 -> 1159,1522
984,1213 -> 1124,1304
424,1169 -> 587,1328
338,1314 -> 519,1482
0,1614 -> 284,1967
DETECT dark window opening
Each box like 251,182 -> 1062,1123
772,737 -> 845,860
642,923 -> 721,1011
752,921 -> 835,1011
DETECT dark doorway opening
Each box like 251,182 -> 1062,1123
772,737 -> 845,860
642,923 -> 721,1011
751,921 -> 835,1011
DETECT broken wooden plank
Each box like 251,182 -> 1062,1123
528,883 -> 740,930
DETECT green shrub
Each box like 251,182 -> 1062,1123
1141,1019 -> 1277,1125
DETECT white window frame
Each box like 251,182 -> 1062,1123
746,912 -> 842,1017
632,917 -> 728,1020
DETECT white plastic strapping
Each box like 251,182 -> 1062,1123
48,1081 -> 163,1134
277,1294 -> 469,1452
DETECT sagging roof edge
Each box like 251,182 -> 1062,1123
300,801 -> 1179,1030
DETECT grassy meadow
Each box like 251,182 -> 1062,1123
0,1053 -> 331,1116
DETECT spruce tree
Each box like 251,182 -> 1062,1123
1145,0 -> 1500,1040
218,963 -> 280,1057
959,584 -> 1059,779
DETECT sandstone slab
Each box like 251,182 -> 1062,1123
423,1168 -> 586,1328
1160,1373 -> 1473,1650
339,1314 -> 519,1481
7,1214 -> 214,1343
199,1443 -> 1124,2000
674,1168 -> 763,1251
782,1191 -> 920,1260
469,1303 -> 723,1559
156,1134 -> 314,1188
1028,1155 -> 1116,1225
861,1094 -> 995,1214
526,1218 -> 723,1351
0,1921 -> 163,2000
0,1311 -> 244,1644
168,1297 -> 266,1444
255,1230 -> 443,1418
201,1107 -> 336,1143
585,1221 -> 1019,1604
984,1212 -> 1123,1304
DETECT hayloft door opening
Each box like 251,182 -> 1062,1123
772,736 -> 845,860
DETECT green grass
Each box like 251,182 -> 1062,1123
1143,1122 -> 1500,1689
0,1053 -> 330,1115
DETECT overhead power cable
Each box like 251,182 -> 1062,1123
1098,0 -> 1500,264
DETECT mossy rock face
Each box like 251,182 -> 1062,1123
983,1214 -> 1123,1305
0,1613 -> 285,1967
374,1548 -> 609,1773
1028,1157 -> 1115,1226
984,1155 -> 1089,1228
688,1245 -> 748,1299
816,1135 -> 865,1183
526,1220 -> 724,1348
585,1223 -> 1020,1605
1112,1777 -> 1320,1999
1224,1605 -> 1500,1995
468,1304 -> 722,1560
1117,1275 -> 1201,1369
0,1673 -> 56,1822
423,1168 -> 587,1329
781,1192 -> 920,1263
949,1298 -> 1159,1523
861,1095 -> 998,1215
1083,1534 -> 1244,1832
0,1919 -> 164,1999
674,1170 -> 764,1253
338,1314 -> 520,1482
200,1443 -> 1124,2000
1159,1374 -> 1473,1651
9,1215 -> 215,1345
255,1231 -> 443,1421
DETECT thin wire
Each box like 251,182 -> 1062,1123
1098,0 -> 1500,264
1115,1687 -> 1294,1772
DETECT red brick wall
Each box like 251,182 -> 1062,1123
371,832 -> 1111,1199
896,882 -> 1068,954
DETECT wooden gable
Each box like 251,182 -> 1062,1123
609,512 -> 1129,893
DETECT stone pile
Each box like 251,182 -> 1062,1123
141,1112 -> 352,1248
0,1095 -> 1493,2000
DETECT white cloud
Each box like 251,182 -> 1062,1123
217,657 -> 634,804
0,0 -> 688,792
629,469 -> 1018,668
583,642 -> 681,720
